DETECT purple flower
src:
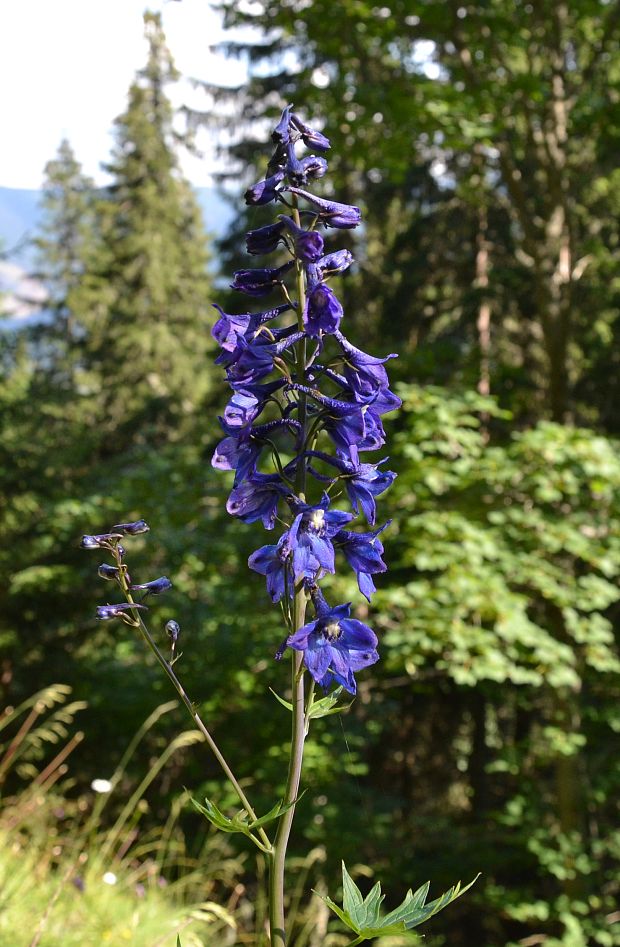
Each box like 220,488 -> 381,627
212,419 -> 300,486
244,170 -> 285,205
230,261 -> 294,297
211,303 -> 291,353
130,576 -> 173,595
81,533 -> 123,549
287,596 -> 378,694
304,284 -> 343,337
335,523 -> 390,601
307,450 -> 395,524
96,603 -> 147,624
248,533 -> 294,603
226,473 -> 290,529
111,520 -> 150,535
318,250 -> 354,278
246,221 -> 286,256
285,494 -> 354,581
286,187 -> 361,229
335,331 -> 397,397
222,331 -> 303,388
299,155 -> 328,180
279,216 -> 324,262
98,564 -> 122,581
272,105 -> 292,144
290,113 -> 331,152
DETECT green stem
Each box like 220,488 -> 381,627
269,197 -> 309,945
118,574 -> 271,853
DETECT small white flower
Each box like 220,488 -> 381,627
102,871 -> 117,886
91,778 -> 113,794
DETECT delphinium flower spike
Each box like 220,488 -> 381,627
210,105 -> 400,947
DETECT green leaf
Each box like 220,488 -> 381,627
176,937 -> 182,947
307,687 -> 354,719
319,863 -> 479,940
269,687 -> 293,712
191,793 -> 301,840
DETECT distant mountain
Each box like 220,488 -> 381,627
0,184 -> 234,329
0,188 -> 41,263
0,184 -> 234,265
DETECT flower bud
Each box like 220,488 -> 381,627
98,564 -> 121,581
110,520 -> 150,535
130,576 -> 173,595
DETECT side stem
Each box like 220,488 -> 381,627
119,575 -> 271,852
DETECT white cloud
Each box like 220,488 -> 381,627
0,0 -> 248,189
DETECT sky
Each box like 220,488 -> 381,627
0,0 -> 248,190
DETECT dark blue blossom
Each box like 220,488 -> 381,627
335,524 -> 390,601
96,603 -> 147,624
111,520 -> 150,535
211,303 -> 291,353
304,284 -> 343,337
287,595 -> 378,694
98,563 -> 122,581
285,494 -> 354,580
307,450 -> 395,524
318,250 -> 354,278
130,576 -> 173,595
248,532 -> 294,603
81,532 -> 123,549
279,216 -> 324,262
226,473 -> 291,529
246,221 -> 286,256
244,170 -> 285,205
272,105 -> 292,144
290,113 -> 331,152
230,261 -> 294,297
286,187 -> 361,228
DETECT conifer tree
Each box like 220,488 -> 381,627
83,11 -> 213,444
34,139 -> 98,386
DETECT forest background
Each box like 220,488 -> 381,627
1,2 -> 619,946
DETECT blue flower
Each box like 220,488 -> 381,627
81,532 -> 123,549
279,216 -> 325,262
287,596 -> 378,694
248,533 -> 294,603
272,104 -> 293,144
244,170 -> 285,205
246,221 -> 286,256
286,187 -> 361,229
230,261 -> 294,297
304,284 -> 343,337
335,523 -> 390,601
307,450 -> 395,524
130,576 -> 173,595
111,520 -> 150,535
285,494 -> 354,580
211,303 -> 291,352
226,473 -> 290,529
290,113 -> 331,152
96,603 -> 147,624
318,249 -> 354,278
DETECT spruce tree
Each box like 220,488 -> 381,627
84,11 -> 213,444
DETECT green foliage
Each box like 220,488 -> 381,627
320,862 -> 478,942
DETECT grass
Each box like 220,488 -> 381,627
0,684 -> 240,947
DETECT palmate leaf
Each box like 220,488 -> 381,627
319,862 -> 480,940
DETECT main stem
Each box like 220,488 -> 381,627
268,200 -> 309,946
